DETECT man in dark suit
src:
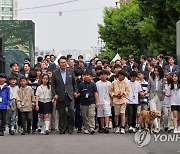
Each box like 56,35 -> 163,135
51,56 -> 78,134
139,55 -> 148,71
157,54 -> 168,69
20,63 -> 31,78
127,55 -> 139,71
164,56 -> 179,73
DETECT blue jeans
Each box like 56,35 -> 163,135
7,109 -> 17,129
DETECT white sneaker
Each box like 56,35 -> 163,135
177,126 -> 180,134
114,127 -> 120,134
132,127 -> 136,133
83,129 -> 89,134
174,128 -> 178,134
40,127 -> 45,134
120,128 -> 125,134
154,128 -> 159,134
129,126 -> 133,133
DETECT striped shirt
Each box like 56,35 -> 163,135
138,80 -> 148,104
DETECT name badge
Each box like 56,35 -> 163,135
85,93 -> 89,98
133,95 -> 136,99
0,97 -> 2,102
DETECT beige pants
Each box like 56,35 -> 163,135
81,104 -> 96,131
149,94 -> 163,130
50,101 -> 59,130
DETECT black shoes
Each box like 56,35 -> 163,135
104,127 -> 109,134
77,129 -> 82,134
68,129 -> 73,134
10,130 -> 15,135
45,130 -> 50,135
21,132 -> 26,135
98,128 -> 105,133
59,130 -> 66,134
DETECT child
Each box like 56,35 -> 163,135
17,76 -> 35,135
0,73 -> 10,136
162,71 -> 173,132
74,69 -> 83,133
165,73 -> 180,134
126,71 -> 143,133
35,74 -> 52,135
137,71 -> 148,130
47,69 -> 55,131
7,75 -> 19,135
96,70 -> 112,134
28,70 -> 39,134
109,70 -> 129,134
78,70 -> 98,134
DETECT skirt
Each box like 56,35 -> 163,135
38,101 -> 52,114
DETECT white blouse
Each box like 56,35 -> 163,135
36,85 -> 52,103
167,84 -> 180,106
127,80 -> 142,104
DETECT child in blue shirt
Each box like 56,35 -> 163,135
0,73 -> 10,136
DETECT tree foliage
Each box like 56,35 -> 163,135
98,0 -> 180,60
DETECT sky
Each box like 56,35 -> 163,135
17,0 -> 117,51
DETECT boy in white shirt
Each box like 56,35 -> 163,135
7,76 -> 19,135
126,71 -> 144,133
96,70 -> 112,134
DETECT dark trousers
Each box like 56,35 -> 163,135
18,109 -> 22,127
127,104 -> 137,128
32,109 -> 38,131
21,112 -> 32,133
75,104 -> 82,130
57,95 -> 75,131
0,109 -> 6,132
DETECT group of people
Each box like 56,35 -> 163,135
0,53 -> 180,136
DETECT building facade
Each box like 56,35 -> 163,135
0,0 -> 17,20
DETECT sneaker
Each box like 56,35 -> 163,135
40,129 -> 45,134
154,128 -> 160,134
120,128 -> 125,134
77,129 -> 82,134
18,126 -> 22,133
104,127 -> 109,134
90,129 -> 95,134
83,129 -> 89,134
132,127 -> 136,133
177,126 -> 180,134
174,128 -> 178,134
129,126 -> 133,133
98,128 -> 105,133
45,130 -> 50,135
114,127 -> 120,134
10,129 -> 15,135
21,132 -> 26,135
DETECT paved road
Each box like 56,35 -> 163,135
0,130 -> 179,154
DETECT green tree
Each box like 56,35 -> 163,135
98,0 -> 180,60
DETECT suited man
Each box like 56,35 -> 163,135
165,56 -> 179,73
127,55 -> 139,71
20,63 -> 31,78
51,56 -> 77,134
121,57 -> 131,73
139,55 -> 149,75
157,54 -> 168,69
